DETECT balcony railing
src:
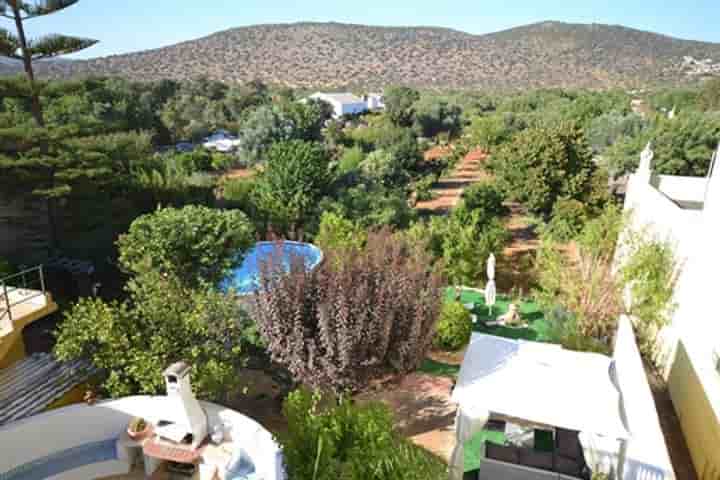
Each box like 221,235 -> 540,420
0,266 -> 47,332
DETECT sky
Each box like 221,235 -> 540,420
9,0 -> 720,59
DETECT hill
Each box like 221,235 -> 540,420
6,21 -> 720,89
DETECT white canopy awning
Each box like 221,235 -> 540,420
451,333 -> 629,440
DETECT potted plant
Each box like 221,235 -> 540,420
127,416 -> 151,440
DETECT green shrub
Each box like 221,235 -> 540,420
280,389 -> 446,480
434,301 -> 472,351
460,180 -> 508,220
620,234 -> 679,358
338,145 -> 365,174
314,212 -> 366,253
116,205 -> 254,287
543,198 -> 588,242
414,174 -> 437,202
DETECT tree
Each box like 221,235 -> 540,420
252,229 -> 444,392
55,271 -> 253,400
384,86 -> 420,127
319,183 -> 416,230
459,180 -> 509,221
360,149 -> 404,185
253,140 -> 332,237
0,0 -> 97,126
413,98 -> 463,139
160,93 -> 225,142
489,121 -> 596,217
314,212 -> 366,253
117,205 -> 255,288
442,213 -> 509,287
1,0 -> 97,250
605,112 -> 720,177
235,105 -> 288,165
465,112 -> 527,151
698,77 -> 720,112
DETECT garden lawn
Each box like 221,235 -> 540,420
445,287 -> 551,342
464,428 -> 506,473
419,288 -> 551,378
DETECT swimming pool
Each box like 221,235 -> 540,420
222,241 -> 323,295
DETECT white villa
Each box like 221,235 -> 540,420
307,92 -> 384,118
620,143 -> 720,479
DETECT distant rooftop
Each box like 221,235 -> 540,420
310,92 -> 364,104
0,353 -> 96,427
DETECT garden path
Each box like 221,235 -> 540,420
415,148 -> 489,213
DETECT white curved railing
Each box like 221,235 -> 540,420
0,396 -> 285,480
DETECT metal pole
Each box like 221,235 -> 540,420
39,265 -> 46,293
3,282 -> 11,323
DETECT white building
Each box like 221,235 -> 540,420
203,129 -> 240,152
308,92 -> 369,118
620,143 -> 720,478
364,93 -> 386,111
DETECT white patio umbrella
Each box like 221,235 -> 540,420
484,254 -> 496,315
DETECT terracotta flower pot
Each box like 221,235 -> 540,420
127,424 -> 151,441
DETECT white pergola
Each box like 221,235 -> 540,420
449,333 -> 630,479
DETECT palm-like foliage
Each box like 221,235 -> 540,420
0,1 -> 96,60
0,1 -> 80,19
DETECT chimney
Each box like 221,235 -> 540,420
155,362 -> 208,449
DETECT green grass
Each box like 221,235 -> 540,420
464,428 -> 506,472
445,287 -> 551,342
418,288 -> 552,379
419,358 -> 461,377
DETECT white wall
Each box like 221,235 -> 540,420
0,396 -> 285,480
613,316 -> 675,479
655,175 -> 707,204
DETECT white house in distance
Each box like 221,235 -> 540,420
620,143 -> 720,479
307,92 -> 385,118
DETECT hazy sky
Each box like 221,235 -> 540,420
9,0 -> 720,59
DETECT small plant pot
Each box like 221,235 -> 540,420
127,424 -> 152,441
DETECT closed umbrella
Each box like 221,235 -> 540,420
484,254 -> 497,315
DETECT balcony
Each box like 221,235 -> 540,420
0,266 -> 58,338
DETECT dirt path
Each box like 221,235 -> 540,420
356,373 -> 457,461
415,149 -> 489,213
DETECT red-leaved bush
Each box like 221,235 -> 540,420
252,229 -> 444,393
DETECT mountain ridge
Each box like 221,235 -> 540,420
5,21 -> 720,90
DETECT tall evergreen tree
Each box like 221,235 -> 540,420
0,1 -> 98,251
1,0 -> 97,126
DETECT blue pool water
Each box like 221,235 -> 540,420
223,241 -> 323,295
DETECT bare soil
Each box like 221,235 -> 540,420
415,149 -> 489,213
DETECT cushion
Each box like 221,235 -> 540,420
555,455 -> 582,477
485,442 -> 518,464
556,428 -> 582,458
518,447 -> 553,471
226,448 -> 256,480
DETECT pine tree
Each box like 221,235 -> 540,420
0,1 -> 98,251
1,0 -> 97,126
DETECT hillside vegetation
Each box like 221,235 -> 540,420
5,21 -> 720,89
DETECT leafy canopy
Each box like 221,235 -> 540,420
253,140 -> 332,236
489,121 -> 596,217
117,205 -> 255,288
54,271 -> 253,400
